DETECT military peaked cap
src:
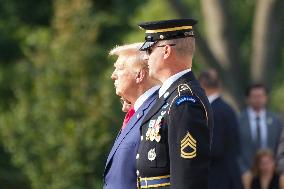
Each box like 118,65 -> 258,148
138,18 -> 197,51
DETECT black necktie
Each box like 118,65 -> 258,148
255,116 -> 261,148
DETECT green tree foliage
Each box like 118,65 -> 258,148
0,0 -> 143,188
0,0 -> 148,187
0,0 -> 283,188
0,0 -> 52,188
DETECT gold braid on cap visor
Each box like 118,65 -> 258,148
145,26 -> 193,34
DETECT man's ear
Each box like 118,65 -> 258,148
163,45 -> 172,59
136,69 -> 146,83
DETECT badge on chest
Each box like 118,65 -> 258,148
148,148 -> 156,161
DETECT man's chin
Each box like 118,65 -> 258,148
116,90 -> 125,98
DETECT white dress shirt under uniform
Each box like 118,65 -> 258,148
134,85 -> 160,111
158,69 -> 191,98
207,93 -> 220,104
247,107 -> 267,148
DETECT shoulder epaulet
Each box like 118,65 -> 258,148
177,84 -> 193,96
168,83 -> 209,126
174,84 -> 198,107
168,83 -> 196,113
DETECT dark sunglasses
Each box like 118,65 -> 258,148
145,44 -> 176,55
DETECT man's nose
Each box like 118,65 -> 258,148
111,71 -> 116,80
143,53 -> 149,61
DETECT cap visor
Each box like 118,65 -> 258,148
139,41 -> 155,51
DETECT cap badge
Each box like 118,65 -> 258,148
184,31 -> 194,36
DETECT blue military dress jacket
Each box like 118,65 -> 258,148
103,91 -> 157,189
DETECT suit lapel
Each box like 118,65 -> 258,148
105,92 -> 157,168
266,112 -> 275,148
244,110 -> 255,150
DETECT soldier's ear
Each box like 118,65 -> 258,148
163,45 -> 172,60
135,68 -> 146,84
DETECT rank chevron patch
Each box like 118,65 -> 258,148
180,132 -> 197,159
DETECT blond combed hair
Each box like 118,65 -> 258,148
109,43 -> 146,72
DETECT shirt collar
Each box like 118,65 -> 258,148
134,85 -> 160,111
247,107 -> 266,119
158,69 -> 191,98
208,93 -> 220,104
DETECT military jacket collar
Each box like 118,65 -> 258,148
158,69 -> 191,98
142,71 -> 197,126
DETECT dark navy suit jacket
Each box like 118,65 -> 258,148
209,97 -> 243,189
103,91 -> 157,189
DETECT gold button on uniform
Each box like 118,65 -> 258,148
136,154 -> 140,159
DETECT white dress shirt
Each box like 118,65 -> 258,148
207,93 -> 220,104
134,85 -> 160,111
247,107 -> 267,148
158,69 -> 191,98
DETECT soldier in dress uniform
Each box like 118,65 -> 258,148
135,19 -> 213,189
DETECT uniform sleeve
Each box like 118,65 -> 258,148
225,107 -> 240,159
167,98 -> 210,189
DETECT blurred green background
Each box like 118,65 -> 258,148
0,0 -> 283,188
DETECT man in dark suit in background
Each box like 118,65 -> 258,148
199,69 -> 243,189
103,43 -> 160,189
239,83 -> 283,188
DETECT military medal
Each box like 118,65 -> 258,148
153,117 -> 162,142
150,128 -> 156,141
155,135 -> 161,142
146,120 -> 156,140
146,117 -> 163,142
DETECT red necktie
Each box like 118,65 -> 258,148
122,107 -> 135,130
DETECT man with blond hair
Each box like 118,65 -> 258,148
103,43 -> 160,189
